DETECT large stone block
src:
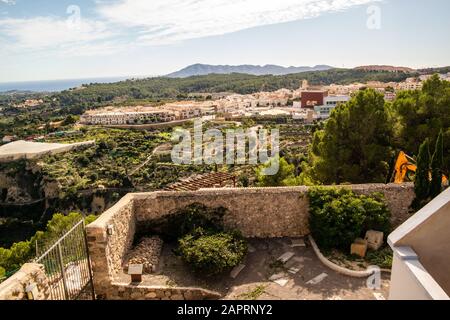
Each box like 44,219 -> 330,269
350,238 -> 368,258
365,230 -> 384,250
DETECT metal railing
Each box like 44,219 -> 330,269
35,220 -> 95,300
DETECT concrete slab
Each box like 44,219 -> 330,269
230,264 -> 246,279
273,278 -> 290,287
306,273 -> 328,285
373,292 -> 385,300
277,252 -> 295,263
291,238 -> 306,248
288,265 -> 303,275
269,272 -> 287,281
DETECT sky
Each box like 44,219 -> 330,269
0,0 -> 449,82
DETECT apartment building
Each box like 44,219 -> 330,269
313,95 -> 350,118
325,83 -> 364,95
397,81 -> 423,91
80,110 -> 176,125
301,90 -> 328,109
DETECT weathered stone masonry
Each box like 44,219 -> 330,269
0,263 -> 51,300
85,183 -> 414,300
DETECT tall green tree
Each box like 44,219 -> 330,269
309,89 -> 394,184
414,139 -> 431,207
256,156 -> 295,187
430,130 -> 444,198
393,75 -> 450,175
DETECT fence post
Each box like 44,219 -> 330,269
83,220 -> 96,300
57,242 -> 70,300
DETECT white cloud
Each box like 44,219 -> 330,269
0,16 -> 113,50
0,0 -> 379,58
0,16 -> 124,58
1,0 -> 16,5
98,0 -> 379,45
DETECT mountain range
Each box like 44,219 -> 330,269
166,64 -> 334,78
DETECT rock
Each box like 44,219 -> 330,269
170,294 -> 184,300
350,238 -> 368,257
365,230 -> 384,251
124,236 -> 163,274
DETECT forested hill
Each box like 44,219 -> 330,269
166,63 -> 333,77
53,68 -> 415,114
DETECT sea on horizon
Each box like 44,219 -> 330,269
0,76 -> 138,93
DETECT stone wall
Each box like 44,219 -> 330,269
86,194 -> 136,298
85,183 -> 414,300
134,187 -> 310,237
107,283 -> 221,300
0,263 -> 50,300
134,183 -> 414,237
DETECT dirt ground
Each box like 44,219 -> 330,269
116,237 -> 390,300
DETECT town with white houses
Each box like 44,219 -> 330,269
1,0 -> 450,307
79,73 -> 450,127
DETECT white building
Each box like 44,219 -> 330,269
388,188 -> 450,300
314,95 -> 350,118
80,110 -> 176,125
397,81 -> 423,91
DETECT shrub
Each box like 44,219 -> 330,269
139,203 -> 226,241
177,228 -> 247,275
308,187 -> 391,250
0,212 -> 97,276
365,246 -> 393,269
0,241 -> 32,274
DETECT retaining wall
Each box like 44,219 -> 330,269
0,263 -> 50,300
85,183 -> 414,300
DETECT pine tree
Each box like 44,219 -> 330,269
414,139 -> 431,206
430,130 -> 444,198
309,89 -> 393,184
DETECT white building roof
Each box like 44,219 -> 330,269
0,140 -> 95,162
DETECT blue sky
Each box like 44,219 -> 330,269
1,0 -> 449,82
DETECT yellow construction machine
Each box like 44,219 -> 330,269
392,151 -> 448,185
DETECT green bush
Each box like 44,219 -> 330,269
177,228 -> 247,275
0,212 -> 98,276
366,246 -> 393,269
308,187 -> 391,250
140,203 -> 226,241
